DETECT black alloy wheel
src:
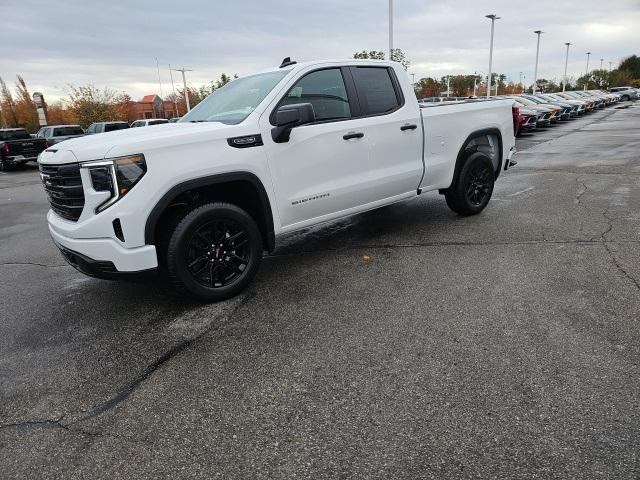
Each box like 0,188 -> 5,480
444,152 -> 495,216
166,202 -> 262,301
186,219 -> 250,289
465,161 -> 493,207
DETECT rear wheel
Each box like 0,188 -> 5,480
622,95 -> 630,101
444,152 -> 495,216
0,159 -> 11,172
166,202 -> 262,301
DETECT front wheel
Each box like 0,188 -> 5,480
444,152 -> 495,216
166,202 -> 263,301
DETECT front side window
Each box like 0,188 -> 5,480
278,68 -> 351,122
181,70 -> 288,125
351,67 -> 401,115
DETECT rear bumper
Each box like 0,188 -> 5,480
49,220 -> 158,274
504,146 -> 517,171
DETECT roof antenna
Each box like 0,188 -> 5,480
280,57 -> 297,68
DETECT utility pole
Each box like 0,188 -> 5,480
562,42 -> 571,92
388,0 -> 394,61
533,30 -> 542,94
485,14 -> 500,98
172,67 -> 193,112
168,64 -> 179,117
600,58 -> 604,70
446,76 -> 450,97
609,61 -> 613,71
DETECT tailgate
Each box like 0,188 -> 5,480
5,139 -> 48,157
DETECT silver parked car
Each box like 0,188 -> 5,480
608,86 -> 638,101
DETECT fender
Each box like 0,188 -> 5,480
452,128 -> 504,183
144,172 -> 276,251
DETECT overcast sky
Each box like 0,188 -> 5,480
2,0 -> 639,103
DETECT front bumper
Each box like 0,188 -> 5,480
49,220 -> 158,274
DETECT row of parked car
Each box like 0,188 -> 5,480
509,88 -> 634,136
0,118 -> 176,171
419,86 -> 638,137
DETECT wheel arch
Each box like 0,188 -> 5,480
144,172 -> 276,252
452,128 -> 504,186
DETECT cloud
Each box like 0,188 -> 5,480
1,0 -> 638,102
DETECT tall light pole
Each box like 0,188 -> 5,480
562,42 -> 571,92
600,58 -> 604,70
485,14 -> 500,98
609,61 -> 613,71
532,30 -> 542,94
168,64 -> 179,117
584,52 -> 591,90
172,67 -> 193,112
585,52 -> 591,75
388,0 -> 394,61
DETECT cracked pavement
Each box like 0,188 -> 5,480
1,104 -> 639,479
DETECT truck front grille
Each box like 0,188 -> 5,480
39,163 -> 85,221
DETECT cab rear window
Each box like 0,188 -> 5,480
0,129 -> 31,141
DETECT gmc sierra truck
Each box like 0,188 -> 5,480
1,128 -> 48,171
38,59 -> 517,301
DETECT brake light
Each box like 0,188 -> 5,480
44,139 -> 49,148
2,143 -> 9,155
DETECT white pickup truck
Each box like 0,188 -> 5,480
38,58 -> 517,301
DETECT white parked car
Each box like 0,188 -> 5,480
130,118 -> 169,128
38,58 -> 517,301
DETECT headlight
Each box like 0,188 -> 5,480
81,154 -> 146,212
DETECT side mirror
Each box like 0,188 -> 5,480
271,103 -> 315,143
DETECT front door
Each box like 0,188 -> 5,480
260,67 -> 372,230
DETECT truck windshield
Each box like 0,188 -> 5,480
180,71 -> 288,125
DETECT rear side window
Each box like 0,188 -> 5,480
351,67 -> 401,115
53,126 -> 83,136
0,129 -> 30,141
105,123 -> 129,132
278,68 -> 351,122
148,120 -> 167,125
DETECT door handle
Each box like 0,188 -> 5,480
343,132 -> 364,140
400,124 -> 418,131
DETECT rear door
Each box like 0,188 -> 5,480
348,65 -> 423,200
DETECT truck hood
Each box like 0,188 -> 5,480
39,122 -> 240,164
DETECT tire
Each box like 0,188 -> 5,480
166,202 -> 263,301
622,95 -> 630,101
0,159 -> 11,172
444,152 -> 495,216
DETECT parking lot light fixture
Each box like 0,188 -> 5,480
562,42 -> 571,92
486,14 -> 500,98
600,58 -> 604,70
533,30 -> 543,94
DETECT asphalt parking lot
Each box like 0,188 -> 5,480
1,104 -> 639,479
